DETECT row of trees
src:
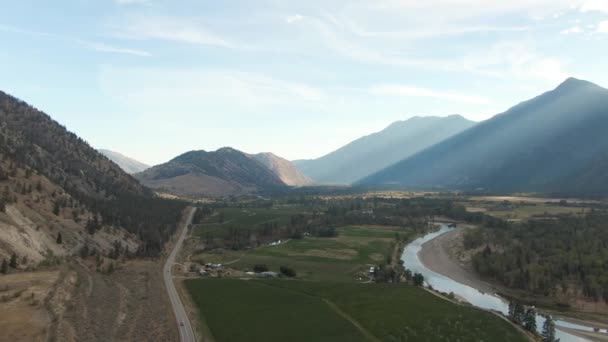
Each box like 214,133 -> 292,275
507,301 -> 558,342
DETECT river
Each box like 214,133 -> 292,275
401,224 -> 601,342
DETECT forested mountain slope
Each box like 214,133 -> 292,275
359,78 -> 608,196
294,115 -> 475,184
0,90 -> 186,263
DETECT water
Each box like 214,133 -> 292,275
401,225 -> 600,342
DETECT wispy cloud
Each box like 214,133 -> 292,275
85,42 -> 151,56
598,21 -> 608,33
370,84 -> 491,105
109,16 -> 238,48
0,24 -> 150,57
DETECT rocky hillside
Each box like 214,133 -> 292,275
0,90 -> 186,264
359,78 -> 608,196
135,147 -> 288,197
294,115 -> 475,184
99,149 -> 150,174
251,152 -> 312,186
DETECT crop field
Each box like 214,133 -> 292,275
191,224 -> 409,281
461,198 -> 588,220
185,279 -> 528,342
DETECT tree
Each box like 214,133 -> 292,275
541,315 -> 556,342
0,198 -> 5,212
413,272 -> 425,286
219,211 -> 225,224
9,253 -> 17,269
56,232 -> 63,244
253,264 -> 268,273
512,301 -> 526,324
280,266 -> 296,277
1,259 -> 7,274
523,308 -> 537,332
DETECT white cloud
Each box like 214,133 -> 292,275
370,84 -> 491,104
561,25 -> 584,34
109,16 -> 237,48
580,0 -> 608,13
598,21 -> 608,33
286,15 -> 304,24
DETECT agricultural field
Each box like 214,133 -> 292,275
191,224 -> 411,281
185,278 -> 528,342
461,198 -> 589,220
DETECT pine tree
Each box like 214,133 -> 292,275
1,258 -> 8,274
541,315 -> 556,342
56,232 -> 63,244
513,302 -> 526,324
523,308 -> 537,332
9,253 -> 17,269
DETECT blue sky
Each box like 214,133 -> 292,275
1,0 -> 608,165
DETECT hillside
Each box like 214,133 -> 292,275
358,78 -> 608,195
99,149 -> 150,174
0,90 -> 186,263
294,115 -> 475,184
251,152 -> 312,186
135,147 -> 288,197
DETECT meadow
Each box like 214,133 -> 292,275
191,222 -> 412,281
185,278 -> 528,342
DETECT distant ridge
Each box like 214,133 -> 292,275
294,115 -> 475,184
134,147 -> 288,197
358,78 -> 608,195
251,152 -> 312,186
99,149 -> 150,174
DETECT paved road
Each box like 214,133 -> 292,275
164,207 -> 197,342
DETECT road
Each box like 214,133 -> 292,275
163,207 -> 197,342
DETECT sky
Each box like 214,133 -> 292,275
1,0 -> 608,165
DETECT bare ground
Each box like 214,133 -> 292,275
56,260 -> 178,342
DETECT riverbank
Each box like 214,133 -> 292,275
418,227 -> 496,294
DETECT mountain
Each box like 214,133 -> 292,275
293,115 -> 475,184
358,78 -> 608,195
134,147 -> 288,197
99,149 -> 150,174
251,152 -> 312,186
0,90 -> 185,262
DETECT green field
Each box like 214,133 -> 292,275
192,224 -> 410,281
185,279 -> 528,342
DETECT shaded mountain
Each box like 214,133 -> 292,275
251,152 -> 312,186
135,147 -> 288,197
358,78 -> 608,196
0,90 -> 186,261
99,149 -> 150,174
293,115 -> 475,184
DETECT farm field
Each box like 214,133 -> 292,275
191,224 -> 411,281
461,199 -> 589,220
185,278 -> 528,342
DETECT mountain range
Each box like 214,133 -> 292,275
99,149 -> 150,174
358,78 -> 608,196
294,115 -> 475,184
134,148 -> 290,198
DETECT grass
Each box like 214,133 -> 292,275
185,279 -> 528,342
192,225 -> 408,281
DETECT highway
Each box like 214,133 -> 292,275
163,207 -> 197,342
